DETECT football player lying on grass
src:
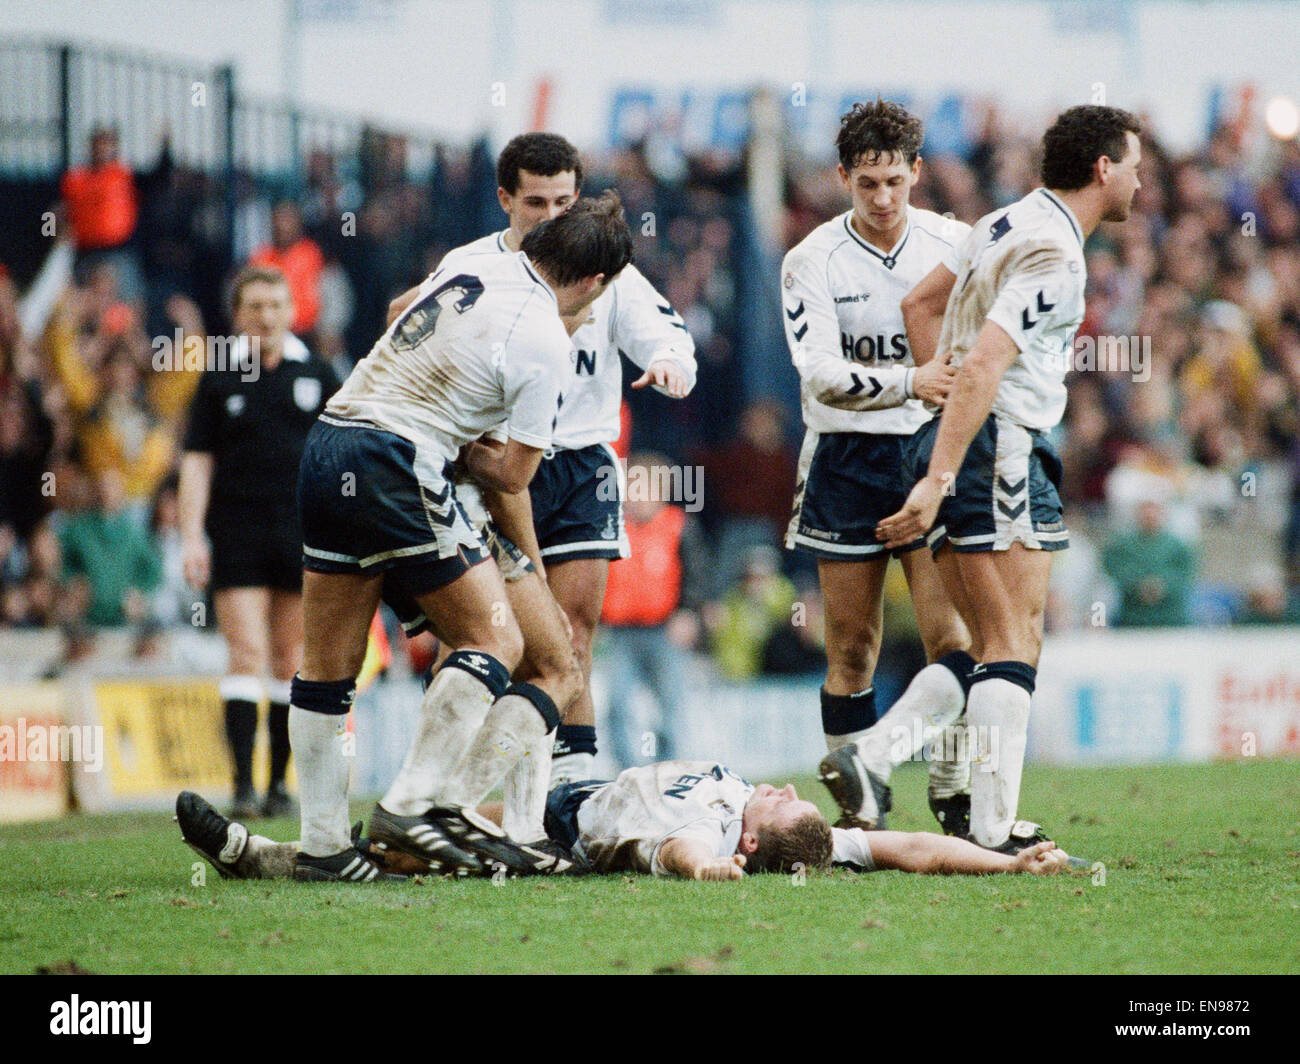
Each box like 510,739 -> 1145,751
177,759 -> 1076,882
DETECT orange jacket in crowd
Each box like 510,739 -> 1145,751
251,239 -> 325,335
602,504 -> 686,628
61,162 -> 138,251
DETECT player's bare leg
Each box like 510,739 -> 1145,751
292,569 -> 381,869
214,586 -> 271,816
265,588 -> 303,814
817,557 -> 887,751
545,557 -> 608,784
952,543 -> 1053,849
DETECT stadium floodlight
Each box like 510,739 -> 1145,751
1265,96 -> 1300,140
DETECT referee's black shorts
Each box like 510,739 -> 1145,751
208,504 -> 303,593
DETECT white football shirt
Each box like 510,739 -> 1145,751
573,760 -> 754,875
325,251 -> 570,466
781,206 -> 971,436
938,188 -> 1087,431
437,230 -> 697,450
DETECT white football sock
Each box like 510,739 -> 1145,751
967,678 -> 1031,848
502,727 -> 555,843
381,665 -> 496,816
290,708 -> 351,857
826,727 -> 872,753
549,749 -> 595,788
853,663 -> 966,781
440,693 -> 551,809
927,724 -> 972,800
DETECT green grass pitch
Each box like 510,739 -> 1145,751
2,758 -> 1297,974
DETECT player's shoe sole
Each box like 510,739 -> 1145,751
176,791 -> 250,879
368,804 -> 484,874
928,791 -> 971,837
818,746 -> 891,830
293,848 -> 403,882
975,820 -> 1052,855
428,804 -> 577,876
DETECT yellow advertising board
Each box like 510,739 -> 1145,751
0,682 -> 71,823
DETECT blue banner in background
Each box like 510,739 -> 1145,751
608,86 -> 972,157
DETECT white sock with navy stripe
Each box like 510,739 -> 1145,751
853,662 -> 967,781
290,708 -> 351,858
967,662 -> 1035,848
381,663 -> 497,817
441,686 -> 557,811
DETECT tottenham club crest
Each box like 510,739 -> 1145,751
293,376 -> 322,412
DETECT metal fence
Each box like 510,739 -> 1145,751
0,37 -> 443,182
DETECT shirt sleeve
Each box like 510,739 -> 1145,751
782,246 -> 914,410
984,240 -> 1081,354
181,371 -> 219,453
607,266 -> 697,396
501,303 -> 565,449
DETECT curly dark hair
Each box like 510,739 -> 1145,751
747,811 -> 834,874
521,190 -> 632,286
836,98 -> 924,170
1041,105 -> 1142,191
496,132 -> 584,194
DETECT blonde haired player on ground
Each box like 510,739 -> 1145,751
822,106 -> 1143,856
175,762 -> 1075,882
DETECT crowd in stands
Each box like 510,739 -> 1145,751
2,99 -> 1298,687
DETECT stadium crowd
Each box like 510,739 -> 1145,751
2,99 -> 1298,686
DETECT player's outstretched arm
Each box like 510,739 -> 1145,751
658,837 -> 747,881
900,263 -> 958,366
866,831 -> 1069,875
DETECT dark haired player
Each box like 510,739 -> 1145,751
288,196 -> 633,881
824,106 -> 1143,854
781,100 -> 977,830
179,266 -> 338,819
389,133 -> 696,786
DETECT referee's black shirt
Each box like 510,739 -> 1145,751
182,335 -> 339,526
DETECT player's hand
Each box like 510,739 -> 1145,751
1013,840 -> 1069,875
694,854 -> 746,881
182,538 -> 210,590
911,357 -> 957,406
632,359 -> 689,398
876,475 -> 945,549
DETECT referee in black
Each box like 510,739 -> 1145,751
179,265 -> 339,817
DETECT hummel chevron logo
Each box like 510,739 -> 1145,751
997,499 -> 1027,519
846,373 -> 883,398
786,301 -> 805,320
792,322 -> 809,341
1020,291 -> 1056,331
989,215 -> 1012,243
996,476 -> 1026,496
